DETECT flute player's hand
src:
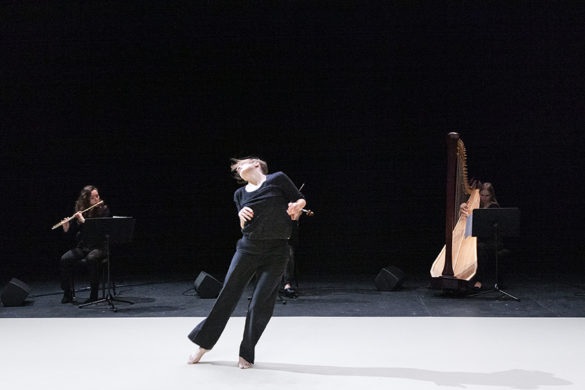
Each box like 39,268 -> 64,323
74,211 -> 85,224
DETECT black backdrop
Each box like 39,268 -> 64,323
2,2 -> 584,283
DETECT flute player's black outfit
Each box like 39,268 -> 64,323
188,172 -> 304,363
60,205 -> 111,303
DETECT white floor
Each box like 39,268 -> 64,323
0,317 -> 582,390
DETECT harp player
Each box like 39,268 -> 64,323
459,182 -> 501,290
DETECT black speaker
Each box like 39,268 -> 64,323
1,278 -> 31,307
374,266 -> 405,291
194,271 -> 222,299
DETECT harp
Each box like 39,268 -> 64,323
430,132 -> 479,291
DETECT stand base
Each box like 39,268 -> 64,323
468,283 -> 520,301
78,293 -> 134,312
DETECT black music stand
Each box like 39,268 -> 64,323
469,208 -> 520,301
78,217 -> 135,312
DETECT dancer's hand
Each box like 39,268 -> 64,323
287,199 -> 306,220
238,207 -> 254,228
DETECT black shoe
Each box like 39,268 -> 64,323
87,283 -> 99,303
61,291 -> 74,304
282,287 -> 298,298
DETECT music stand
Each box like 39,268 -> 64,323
470,208 -> 520,301
78,217 -> 135,312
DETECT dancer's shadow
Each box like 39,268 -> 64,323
205,361 -> 571,389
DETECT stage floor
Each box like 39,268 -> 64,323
2,274 -> 585,318
0,316 -> 582,390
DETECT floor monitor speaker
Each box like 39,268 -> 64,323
194,271 -> 222,299
374,266 -> 405,291
1,278 -> 31,307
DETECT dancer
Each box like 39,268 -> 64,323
188,157 -> 306,369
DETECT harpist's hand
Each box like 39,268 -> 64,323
459,203 -> 469,217
238,207 -> 254,228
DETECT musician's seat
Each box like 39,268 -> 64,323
71,254 -> 109,301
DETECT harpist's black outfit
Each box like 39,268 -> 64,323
474,203 -> 502,286
188,172 -> 304,364
60,206 -> 111,303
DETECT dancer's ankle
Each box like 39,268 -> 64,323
187,347 -> 209,364
238,356 -> 253,369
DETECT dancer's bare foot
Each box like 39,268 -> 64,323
238,356 -> 253,369
187,347 -> 209,364
474,281 -> 482,289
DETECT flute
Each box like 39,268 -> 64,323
51,200 -> 104,230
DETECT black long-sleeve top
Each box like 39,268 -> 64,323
234,172 -> 304,240
64,205 -> 112,249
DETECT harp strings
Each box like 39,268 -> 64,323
455,139 -> 471,220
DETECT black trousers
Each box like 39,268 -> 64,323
60,247 -> 106,293
282,245 -> 295,285
188,237 -> 289,364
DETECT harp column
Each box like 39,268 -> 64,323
442,132 -> 460,277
